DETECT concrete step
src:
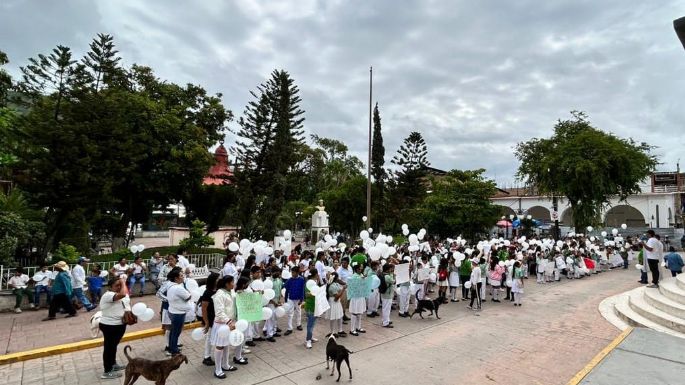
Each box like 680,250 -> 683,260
643,285 -> 685,319
676,272 -> 685,291
613,293 -> 685,339
658,279 -> 685,305
627,288 -> 685,334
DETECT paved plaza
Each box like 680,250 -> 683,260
0,266 -> 644,385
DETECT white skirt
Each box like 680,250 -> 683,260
349,297 -> 366,315
512,279 -> 524,294
210,321 -> 230,347
161,309 -> 171,325
326,298 -> 344,320
448,272 -> 460,287
437,280 -> 449,287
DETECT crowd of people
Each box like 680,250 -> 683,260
6,230 -> 684,380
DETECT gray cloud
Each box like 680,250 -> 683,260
2,0 -> 684,186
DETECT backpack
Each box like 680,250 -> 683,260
438,269 -> 447,281
378,272 -> 388,293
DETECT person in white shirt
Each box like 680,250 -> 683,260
467,259 -> 482,310
642,230 -> 661,288
98,276 -> 129,379
128,256 -> 147,297
221,254 -> 239,279
110,258 -> 130,280
32,264 -> 52,308
148,252 -> 164,290
9,267 -> 34,313
315,252 -> 327,285
72,257 -> 96,311
166,269 -> 191,355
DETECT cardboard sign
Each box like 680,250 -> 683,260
236,292 -> 263,322
395,263 -> 410,285
417,268 -> 431,282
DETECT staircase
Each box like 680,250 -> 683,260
601,273 -> 685,338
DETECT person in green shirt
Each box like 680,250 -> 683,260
304,268 -> 319,349
512,260 -> 524,306
267,268 -> 284,341
365,261 -> 380,318
380,264 -> 395,328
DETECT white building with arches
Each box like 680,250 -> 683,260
491,172 -> 685,235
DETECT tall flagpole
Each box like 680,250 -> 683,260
366,66 -> 373,229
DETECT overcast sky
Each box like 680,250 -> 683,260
1,0 -> 684,186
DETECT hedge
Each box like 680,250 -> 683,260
91,246 -> 227,262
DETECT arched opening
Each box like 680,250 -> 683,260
497,205 -> 516,218
527,206 -> 551,222
560,208 -> 574,226
604,205 -> 646,228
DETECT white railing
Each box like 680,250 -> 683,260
0,253 -> 224,291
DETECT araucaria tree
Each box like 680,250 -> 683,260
516,111 -> 658,231
387,131 -> 430,230
234,70 -> 305,238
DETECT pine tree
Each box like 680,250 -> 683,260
81,33 -> 121,92
370,103 -> 386,229
234,69 -> 305,238
387,131 -> 430,230
391,131 -> 430,172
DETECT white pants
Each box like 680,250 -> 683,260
350,314 -> 363,332
381,298 -> 392,326
264,304 -> 276,337
514,292 -> 523,305
366,289 -> 380,315
247,321 -> 261,340
399,286 -> 410,313
491,285 -> 500,301
287,299 -> 301,330
554,269 -> 560,281
480,278 -> 486,299
204,326 -> 213,359
536,272 -> 544,283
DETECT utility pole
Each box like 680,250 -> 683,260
552,196 -> 560,240
366,67 -> 373,227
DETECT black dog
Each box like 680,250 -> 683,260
325,334 -> 353,382
410,298 -> 442,319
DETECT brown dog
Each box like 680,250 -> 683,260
123,345 -> 188,385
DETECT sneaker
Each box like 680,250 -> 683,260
311,337 -> 318,342
296,325 -> 303,331
14,308 -> 21,313
202,357 -> 215,366
100,371 -> 122,379
111,364 -> 125,372
284,329 -> 293,336
305,340 -> 312,349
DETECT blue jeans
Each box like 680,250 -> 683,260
129,274 -> 146,295
72,288 -> 93,310
34,285 -> 51,306
305,311 -> 316,341
169,312 -> 186,354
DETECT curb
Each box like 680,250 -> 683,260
566,326 -> 633,385
0,321 -> 201,365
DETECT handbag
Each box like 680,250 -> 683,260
122,301 -> 137,325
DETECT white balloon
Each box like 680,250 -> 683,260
386,236 -> 393,244
621,224 -> 627,230
601,231 -> 607,237
586,226 -> 593,233
401,223 -> 408,230
324,234 -> 332,242
362,216 -> 368,222
139,308 -> 155,322
251,280 -> 264,292
129,245 -> 138,253
402,228 -> 409,236
185,278 -> 199,292
263,288 -> 275,301
235,319 -> 249,333
265,247 -> 274,256
229,330 -> 245,346
263,279 -> 273,290
635,264 -> 643,270
388,247 -> 397,256
368,246 -> 382,261
99,270 -> 109,278
240,239 -> 250,248
281,269 -> 292,280
408,234 -> 418,244
464,281 -> 472,289
283,230 -> 292,240
360,230 -> 370,240
228,242 -> 239,252
275,306 -> 286,318
138,244 -> 145,252
418,232 -> 425,241
191,327 -> 205,341
498,261 -> 505,267
131,302 -> 147,317
368,227 -> 373,233
262,306 -> 273,320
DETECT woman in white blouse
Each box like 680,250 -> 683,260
166,269 -> 191,356
210,275 -> 238,378
98,276 -> 129,379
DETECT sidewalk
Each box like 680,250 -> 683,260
0,266 -> 641,385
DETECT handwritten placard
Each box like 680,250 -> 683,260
395,263 -> 410,285
417,268 -> 430,282
346,275 -> 369,299
236,292 -> 263,322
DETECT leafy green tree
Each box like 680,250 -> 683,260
179,219 -> 215,249
318,175 -> 367,236
516,111 -> 658,231
0,190 -> 46,265
419,169 -> 500,239
234,70 -> 305,238
0,50 -> 11,106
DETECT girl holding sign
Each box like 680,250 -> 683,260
325,272 -> 346,337
348,263 -> 367,336
304,268 -> 319,349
